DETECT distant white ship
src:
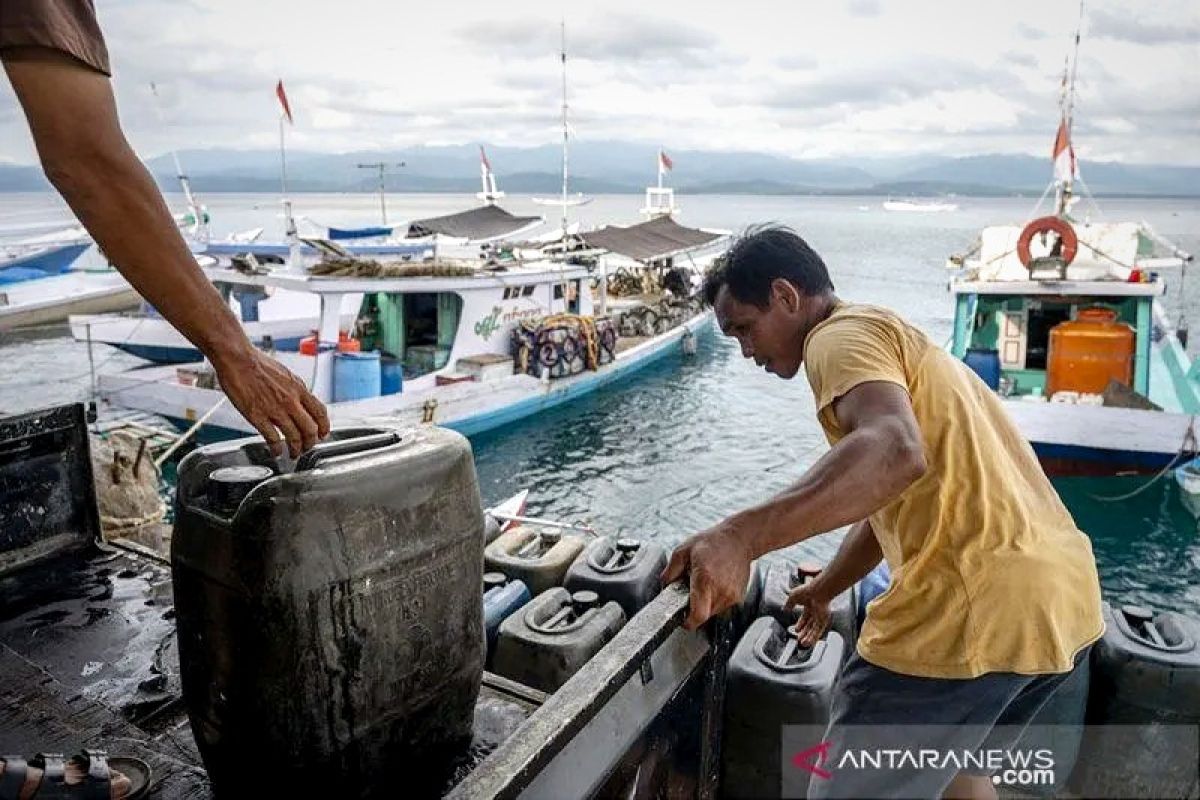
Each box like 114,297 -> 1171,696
882,198 -> 958,213
532,193 -> 592,207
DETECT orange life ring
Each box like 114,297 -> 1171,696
1017,216 -> 1078,269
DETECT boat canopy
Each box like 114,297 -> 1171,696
580,216 -> 723,262
406,205 -> 541,241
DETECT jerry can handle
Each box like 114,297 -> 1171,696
1116,605 -> 1195,654
295,431 -> 401,471
753,621 -> 825,672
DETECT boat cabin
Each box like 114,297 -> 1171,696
202,258 -> 595,400
950,279 -> 1156,400
949,220 -> 1194,412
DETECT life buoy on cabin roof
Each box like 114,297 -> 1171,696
1017,216 -> 1079,269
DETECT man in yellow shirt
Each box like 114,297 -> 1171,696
662,225 -> 1103,798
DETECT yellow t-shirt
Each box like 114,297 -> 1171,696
803,302 -> 1104,679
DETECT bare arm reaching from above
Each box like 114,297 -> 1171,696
2,47 -> 327,455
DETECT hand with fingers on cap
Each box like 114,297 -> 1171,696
212,345 -> 330,457
661,519 -> 755,631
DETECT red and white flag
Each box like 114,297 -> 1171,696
659,149 -> 674,172
275,80 -> 294,125
1052,119 -> 1077,183
479,145 -> 492,172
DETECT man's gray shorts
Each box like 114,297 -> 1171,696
805,648 -> 1089,799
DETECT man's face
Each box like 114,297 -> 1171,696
714,280 -> 807,379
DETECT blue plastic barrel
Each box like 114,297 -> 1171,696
964,348 -> 1001,390
333,351 -> 381,402
483,576 -> 531,659
381,356 -> 403,396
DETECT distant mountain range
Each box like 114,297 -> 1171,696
1,141 -> 1197,196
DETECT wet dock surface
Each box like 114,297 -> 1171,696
0,545 -> 540,798
0,547 -> 209,797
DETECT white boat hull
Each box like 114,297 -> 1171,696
69,290 -> 361,364
0,271 -> 139,331
1002,398 -> 1192,475
1174,463 -> 1200,518
94,312 -> 714,440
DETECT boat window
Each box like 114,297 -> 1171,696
522,285 -> 535,297
356,292 -> 461,376
568,280 -> 581,315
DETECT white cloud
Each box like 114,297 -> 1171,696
0,0 -> 1195,164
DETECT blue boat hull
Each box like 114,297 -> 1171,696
0,242 -> 91,284
114,336 -> 304,365
1033,442 -> 1179,476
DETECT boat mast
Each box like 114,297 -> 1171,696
279,115 -> 291,216
276,86 -> 301,270
280,114 -> 297,233
1056,0 -> 1084,216
559,19 -> 570,241
149,82 -> 206,241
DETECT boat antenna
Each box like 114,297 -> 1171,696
356,162 -> 404,225
559,18 -> 570,244
149,82 -> 206,241
1067,0 -> 1083,136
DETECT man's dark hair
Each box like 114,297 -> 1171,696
702,224 -> 834,308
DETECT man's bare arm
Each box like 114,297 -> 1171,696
802,519 -> 883,602
3,48 -> 328,455
733,380 -> 926,559
663,380 -> 922,629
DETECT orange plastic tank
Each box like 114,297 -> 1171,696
1046,308 -> 1135,396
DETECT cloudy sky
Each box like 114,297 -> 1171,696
0,0 -> 1197,165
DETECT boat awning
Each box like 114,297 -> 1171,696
579,216 -> 724,262
406,205 -> 542,241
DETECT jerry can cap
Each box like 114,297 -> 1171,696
207,465 -> 273,514
571,590 -> 600,610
